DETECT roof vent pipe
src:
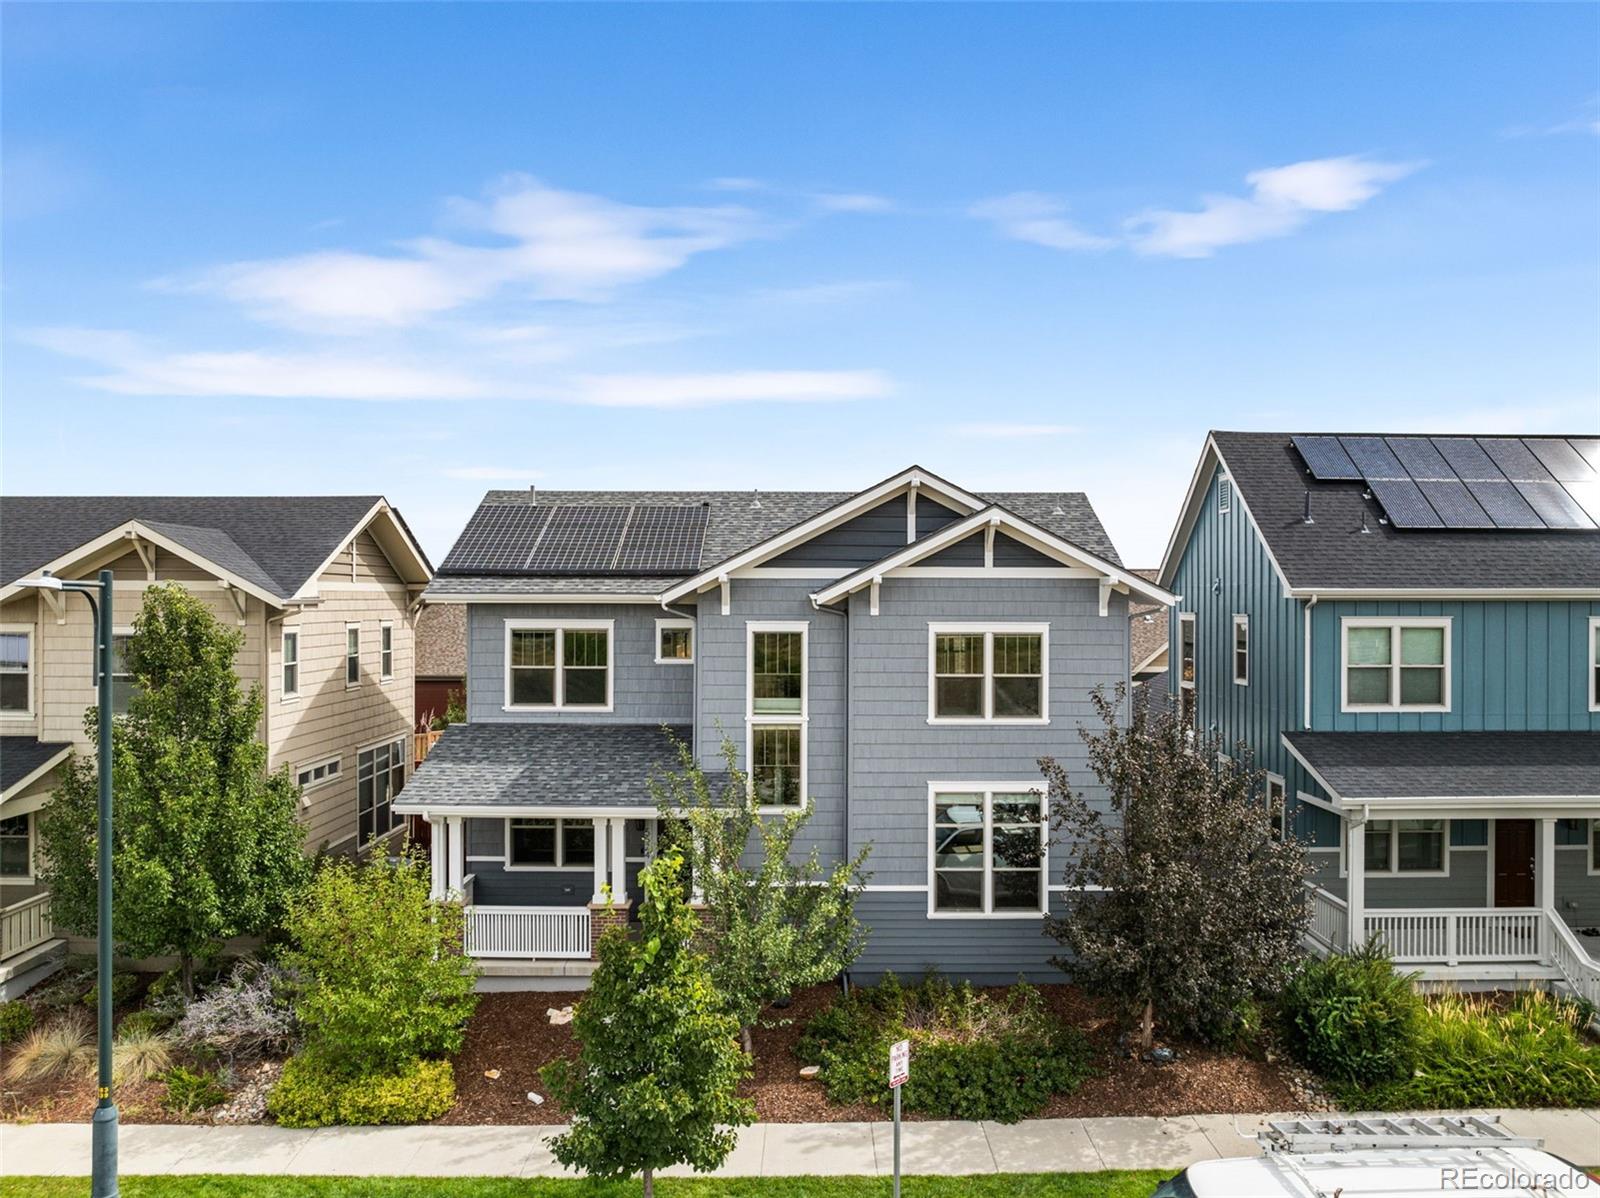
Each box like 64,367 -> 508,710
1302,492 -> 1314,524
1360,509 -> 1372,535
751,490 -> 762,510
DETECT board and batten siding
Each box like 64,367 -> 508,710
1309,599 -> 1600,732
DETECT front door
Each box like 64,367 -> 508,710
1493,819 -> 1536,908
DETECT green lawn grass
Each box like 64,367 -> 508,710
3,1173 -> 1170,1198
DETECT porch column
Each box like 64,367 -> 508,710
690,830 -> 705,903
446,816 -> 465,897
428,816 -> 446,901
591,817 -> 608,903
609,817 -> 627,903
1346,818 -> 1366,951
1538,818 -> 1557,962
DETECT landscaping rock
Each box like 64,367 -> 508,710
211,1060 -> 281,1125
547,1006 -> 573,1025
798,1065 -> 821,1080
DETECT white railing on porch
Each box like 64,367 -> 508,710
1305,884 -> 1348,952
1549,916 -> 1600,1008
464,906 -> 591,959
1365,908 -> 1544,966
0,893 -> 54,960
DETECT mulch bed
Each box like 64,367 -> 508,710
442,981 -> 1308,1125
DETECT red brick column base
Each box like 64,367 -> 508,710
588,901 -> 632,960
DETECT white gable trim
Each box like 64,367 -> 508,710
810,505 -> 1177,608
1157,435 -> 1296,600
289,499 -> 433,601
658,466 -> 985,604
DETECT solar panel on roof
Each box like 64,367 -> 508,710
1478,438 -> 1551,482
1368,478 -> 1443,528
1571,439 -> 1600,473
613,505 -> 708,573
1526,439 -> 1597,483
440,504 -> 551,572
1512,480 -> 1596,530
1432,437 -> 1502,480
1565,479 -> 1600,525
1416,480 -> 1494,529
525,506 -> 632,572
1384,437 -> 1452,479
1290,435 -> 1362,480
1464,480 -> 1543,528
1339,436 -> 1407,479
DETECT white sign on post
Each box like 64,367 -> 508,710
889,1038 -> 910,1088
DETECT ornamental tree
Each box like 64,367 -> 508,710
543,850 -> 754,1198
1044,687 -> 1311,1049
39,583 -> 308,997
651,734 -> 868,1055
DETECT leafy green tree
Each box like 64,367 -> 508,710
651,735 -> 868,1054
282,848 -> 478,1077
544,850 -> 753,1198
1043,688 -> 1311,1049
39,584 -> 308,996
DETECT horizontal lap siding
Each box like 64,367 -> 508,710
469,860 -> 593,907
852,891 -> 1071,983
1555,849 -> 1600,928
1311,600 -> 1600,732
1310,848 -> 1489,907
467,604 -> 693,724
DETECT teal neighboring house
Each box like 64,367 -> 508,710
1159,431 -> 1600,1002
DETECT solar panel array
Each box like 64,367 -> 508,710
1291,435 -> 1600,531
440,503 -> 709,575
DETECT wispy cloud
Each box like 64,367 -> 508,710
441,465 -> 540,481
1126,156 -> 1423,258
952,422 -> 1078,439
1503,98 -> 1600,139
571,369 -> 893,409
753,279 -> 904,306
968,192 -> 1114,251
812,192 -> 894,214
704,176 -> 767,192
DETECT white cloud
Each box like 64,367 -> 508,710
441,466 -> 540,481
968,192 -> 1115,252
754,279 -> 904,306
570,369 -> 893,409
1503,98 -> 1600,139
952,422 -> 1077,439
1126,156 -> 1422,258
174,174 -> 766,330
704,176 -> 767,192
812,192 -> 894,213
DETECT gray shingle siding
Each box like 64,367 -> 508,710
769,498 -> 910,567
851,891 -> 1070,983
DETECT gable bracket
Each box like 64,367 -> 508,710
905,479 -> 920,544
127,533 -> 156,580
39,587 -> 66,625
718,575 -> 730,617
1098,578 -> 1112,618
219,581 -> 249,624
869,576 -> 881,616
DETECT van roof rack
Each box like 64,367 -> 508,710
1259,1114 -> 1543,1154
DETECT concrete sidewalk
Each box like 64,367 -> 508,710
5,1109 -> 1600,1179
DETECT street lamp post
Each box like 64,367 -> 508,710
19,569 -> 117,1196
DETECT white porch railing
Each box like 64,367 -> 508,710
1365,908 -> 1544,966
1549,916 -> 1600,1008
464,906 -> 591,959
0,893 -> 54,960
1305,883 -> 1348,952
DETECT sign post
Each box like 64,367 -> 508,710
888,1038 -> 910,1198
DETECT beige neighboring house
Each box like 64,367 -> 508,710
1130,567 -> 1168,679
0,496 -> 432,996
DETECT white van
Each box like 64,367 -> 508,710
1151,1115 -> 1595,1198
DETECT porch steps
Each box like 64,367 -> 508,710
473,957 -> 599,993
0,937 -> 66,1001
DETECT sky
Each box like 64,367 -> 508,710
3,3 -> 1597,566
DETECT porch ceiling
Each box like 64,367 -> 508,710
1282,730 -> 1600,814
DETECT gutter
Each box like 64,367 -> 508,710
811,594 -> 850,879
1303,593 -> 1318,730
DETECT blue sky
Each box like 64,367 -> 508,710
4,3 -> 1597,564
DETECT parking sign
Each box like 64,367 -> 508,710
889,1038 -> 910,1088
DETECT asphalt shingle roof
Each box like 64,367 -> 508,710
1,737 -> 73,795
1283,731 -> 1600,800
1212,432 -> 1600,590
0,496 -> 398,600
395,722 -> 703,809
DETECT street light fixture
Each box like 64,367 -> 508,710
16,569 -> 118,1197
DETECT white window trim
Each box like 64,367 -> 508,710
1350,817 -> 1452,878
1265,772 -> 1286,838
355,734 -> 408,845
1589,617 -> 1600,713
926,622 -> 1050,726
927,782 -> 1049,920
1232,614 -> 1249,686
379,621 -> 394,681
746,621 -> 808,812
345,622 -> 361,690
280,628 -> 301,701
1218,474 -> 1232,514
502,618 -> 617,713
654,617 -> 695,665
1339,616 -> 1452,714
0,624 -> 34,720
295,755 -> 342,795
1589,819 -> 1600,877
111,626 -> 136,716
0,810 -> 34,882
503,816 -> 600,871
1178,612 -> 1196,693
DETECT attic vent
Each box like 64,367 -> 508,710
1218,476 -> 1232,514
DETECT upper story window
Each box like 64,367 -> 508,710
1362,818 -> 1446,874
928,624 -> 1048,724
655,619 -> 694,665
1342,617 -> 1449,712
504,620 -> 614,711
282,630 -> 300,700
380,623 -> 394,680
1178,614 -> 1197,729
748,623 -> 807,808
1232,615 -> 1249,686
0,627 -> 32,717
1589,618 -> 1600,712
111,631 -> 137,715
929,786 -> 1046,917
345,625 -> 361,687
356,736 -> 406,847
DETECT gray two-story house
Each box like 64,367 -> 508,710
1160,432 -> 1599,1003
395,466 -> 1173,987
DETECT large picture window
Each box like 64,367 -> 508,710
507,817 -> 596,868
0,627 -> 32,716
504,620 -> 614,711
928,624 -> 1047,723
747,623 -> 807,809
1342,618 -> 1449,711
1360,819 -> 1446,874
356,737 -> 406,847
930,787 -> 1046,917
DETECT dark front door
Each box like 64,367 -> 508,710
1493,819 -> 1536,908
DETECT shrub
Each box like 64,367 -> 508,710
112,1026 -> 174,1085
1281,941 -> 1424,1087
81,971 -> 140,1012
162,1065 -> 230,1115
796,973 -> 1091,1123
33,963 -> 94,1011
174,959 -> 297,1058
0,1000 -> 35,1045
267,1052 -> 455,1127
1355,989 -> 1600,1110
4,1016 -> 93,1083
283,851 -> 476,1077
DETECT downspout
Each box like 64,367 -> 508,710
810,592 -> 849,943
1302,594 -> 1318,730
660,597 -> 699,756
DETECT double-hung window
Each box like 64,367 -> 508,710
281,630 -> 300,700
504,620 -> 614,710
111,631 -> 138,715
1232,615 -> 1249,685
928,624 -> 1048,723
748,623 -> 806,808
0,813 -> 31,878
507,818 -> 596,868
1361,819 -> 1446,874
345,625 -> 361,687
356,737 -> 406,847
930,787 -> 1046,916
1178,614 -> 1197,729
0,627 -> 32,717
380,623 -> 394,680
1342,617 -> 1449,711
